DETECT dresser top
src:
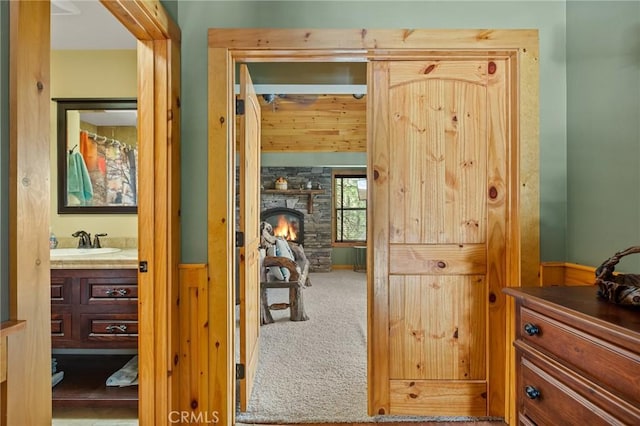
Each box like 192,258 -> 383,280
504,286 -> 640,337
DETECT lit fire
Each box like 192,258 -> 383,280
273,216 -> 297,241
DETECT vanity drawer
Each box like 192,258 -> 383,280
80,314 -> 138,347
51,312 -> 73,339
81,273 -> 138,304
518,354 -> 636,425
86,283 -> 138,301
50,275 -> 74,304
519,306 -> 640,405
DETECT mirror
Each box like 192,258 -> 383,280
55,98 -> 137,213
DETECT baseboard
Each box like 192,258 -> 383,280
539,262 -> 597,286
332,264 -> 355,270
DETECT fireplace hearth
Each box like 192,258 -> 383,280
261,208 -> 304,246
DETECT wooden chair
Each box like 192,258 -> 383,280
260,242 -> 311,325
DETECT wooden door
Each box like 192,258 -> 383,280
370,58 -> 508,416
237,64 -> 262,411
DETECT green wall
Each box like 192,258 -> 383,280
566,1 -> 640,272
177,1 -> 568,264
1,0 -> 8,321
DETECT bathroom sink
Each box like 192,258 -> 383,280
50,247 -> 122,257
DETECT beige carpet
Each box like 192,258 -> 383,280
236,270 -> 369,423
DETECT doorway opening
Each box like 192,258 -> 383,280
49,2 -> 139,420
233,71 -> 370,421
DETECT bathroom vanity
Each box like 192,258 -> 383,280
51,268 -> 138,349
50,248 -> 138,408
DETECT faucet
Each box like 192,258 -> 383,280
92,233 -> 107,248
72,230 -> 91,249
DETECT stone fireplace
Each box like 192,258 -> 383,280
261,167 -> 332,271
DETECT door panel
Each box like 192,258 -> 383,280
372,58 -> 508,416
238,64 -> 261,411
389,275 -> 486,380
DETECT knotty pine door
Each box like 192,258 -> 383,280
369,58 -> 509,416
237,64 -> 262,410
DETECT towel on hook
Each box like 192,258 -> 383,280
67,151 -> 93,205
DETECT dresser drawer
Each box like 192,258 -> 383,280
519,354 -> 636,425
519,306 -> 640,405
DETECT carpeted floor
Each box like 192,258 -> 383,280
236,269 -> 369,423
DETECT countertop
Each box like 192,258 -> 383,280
50,248 -> 138,269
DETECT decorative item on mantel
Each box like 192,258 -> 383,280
275,176 -> 288,190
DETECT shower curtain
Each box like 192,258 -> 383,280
80,130 -> 138,206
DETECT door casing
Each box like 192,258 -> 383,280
207,28 -> 539,425
9,1 -> 180,425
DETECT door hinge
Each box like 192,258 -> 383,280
235,98 -> 245,115
139,261 -> 148,273
236,363 -> 245,380
236,231 -> 245,247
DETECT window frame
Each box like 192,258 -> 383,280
332,169 -> 367,247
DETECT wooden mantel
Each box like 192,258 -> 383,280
262,189 -> 325,213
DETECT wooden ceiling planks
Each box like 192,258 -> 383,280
258,94 -> 366,152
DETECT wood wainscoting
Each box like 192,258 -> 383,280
539,262 -> 598,286
177,264 -> 210,416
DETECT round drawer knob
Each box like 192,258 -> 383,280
523,322 -> 540,336
525,385 -> 541,400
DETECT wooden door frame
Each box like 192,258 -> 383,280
7,1 -> 180,425
208,28 -> 539,425
101,2 -> 182,424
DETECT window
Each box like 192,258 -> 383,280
333,172 -> 367,244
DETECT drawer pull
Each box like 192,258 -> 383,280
105,288 -> 129,297
525,385 -> 541,400
105,324 -> 127,333
523,322 -> 540,336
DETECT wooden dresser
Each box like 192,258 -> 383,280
504,286 -> 640,425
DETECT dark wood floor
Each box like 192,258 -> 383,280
52,354 -> 138,409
